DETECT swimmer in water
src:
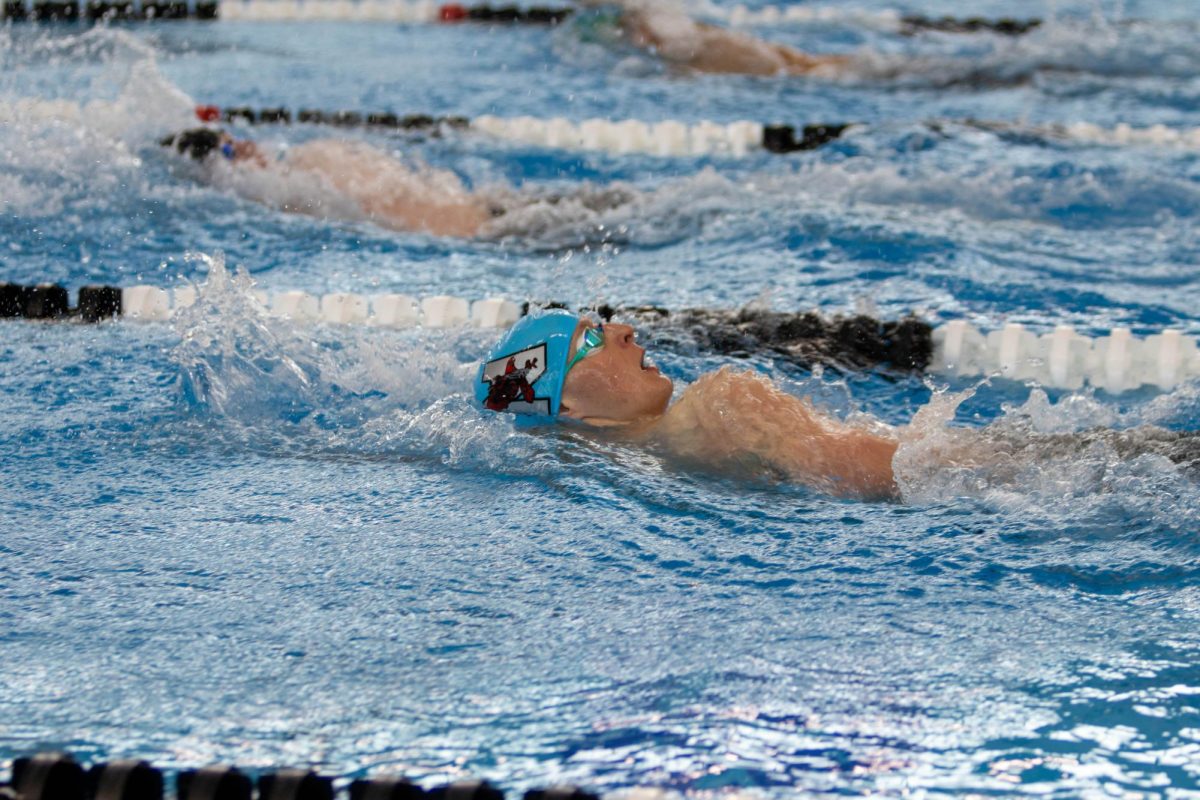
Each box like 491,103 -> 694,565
478,310 -> 1200,501
160,128 -> 635,238
574,0 -> 851,76
160,128 -> 492,237
479,309 -> 900,499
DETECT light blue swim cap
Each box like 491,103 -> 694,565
476,309 -> 580,417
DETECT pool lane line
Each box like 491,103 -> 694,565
6,750 -> 599,800
191,104 -> 850,156
0,0 -> 1041,33
18,97 -> 1195,159
11,98 -> 1193,160
699,4 -> 1039,36
0,0 -> 219,20
0,0 -> 567,22
187,105 -> 1200,156
0,280 -> 934,374
5,280 -> 1199,394
0,282 -> 121,323
0,281 -> 523,328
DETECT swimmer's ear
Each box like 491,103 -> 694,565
559,387 -> 596,421
561,383 -> 623,426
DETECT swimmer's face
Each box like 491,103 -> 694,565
560,319 -> 673,425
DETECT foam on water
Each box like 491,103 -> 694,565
169,253 -> 580,483
890,385 -> 1200,562
173,253 -> 465,421
0,28 -> 194,135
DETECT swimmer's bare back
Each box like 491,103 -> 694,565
623,10 -> 851,76
284,140 -> 493,238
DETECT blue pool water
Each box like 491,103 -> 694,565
4,1 -> 1200,795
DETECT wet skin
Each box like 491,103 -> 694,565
621,8 -> 852,76
560,319 -> 901,499
560,319 -> 674,426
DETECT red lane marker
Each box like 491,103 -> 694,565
195,104 -> 221,122
439,3 -> 467,21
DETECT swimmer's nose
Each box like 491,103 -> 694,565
606,323 -> 636,347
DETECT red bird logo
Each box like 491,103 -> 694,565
485,356 -> 539,411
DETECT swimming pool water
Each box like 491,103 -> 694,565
4,1 -> 1200,795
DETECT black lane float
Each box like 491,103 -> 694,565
3,751 -> 599,800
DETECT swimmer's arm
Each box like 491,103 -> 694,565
656,368 -> 898,499
621,9 -> 848,76
734,375 -> 899,498
282,140 -> 492,237
362,193 -> 492,238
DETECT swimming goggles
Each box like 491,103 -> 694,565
220,141 -> 236,160
565,324 -> 604,372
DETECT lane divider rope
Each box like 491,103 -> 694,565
190,103 -> 847,156
4,281 -> 1198,394
695,3 -> 1040,35
931,320 -> 1200,395
10,98 -> 1194,158
1,0 -> 219,19
0,0 -> 565,21
191,104 -> 1200,156
0,280 -> 935,372
441,115 -> 1200,155
442,115 -> 840,156
219,0 -> 567,21
0,281 -> 524,328
4,750 -> 597,800
0,0 -> 1042,33
193,103 -> 1200,156
970,119 -> 1200,149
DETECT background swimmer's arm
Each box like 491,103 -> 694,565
283,140 -> 493,237
360,190 -> 493,238
652,368 -> 898,498
621,9 -> 849,76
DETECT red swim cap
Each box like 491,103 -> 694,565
439,3 -> 467,21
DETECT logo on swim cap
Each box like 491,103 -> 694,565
476,309 -> 580,417
481,345 -> 549,414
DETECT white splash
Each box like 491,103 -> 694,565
894,381 -> 1200,526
